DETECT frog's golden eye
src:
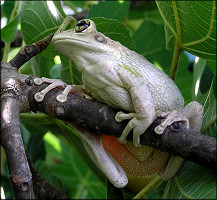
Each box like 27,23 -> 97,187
94,35 -> 107,44
75,20 -> 90,33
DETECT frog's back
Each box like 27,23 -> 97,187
121,52 -> 184,112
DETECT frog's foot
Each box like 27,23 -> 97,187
34,77 -> 79,103
154,110 -> 189,135
115,111 -> 154,148
115,111 -> 136,145
160,155 -> 184,181
182,101 -> 203,132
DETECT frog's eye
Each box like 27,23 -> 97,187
94,35 -> 107,44
75,20 -> 90,33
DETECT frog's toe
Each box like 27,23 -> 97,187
117,136 -> 127,144
115,112 -> 136,122
56,94 -> 67,103
34,92 -> 44,102
133,134 -> 142,147
33,77 -> 76,103
34,78 -> 43,85
154,125 -> 164,135
115,111 -> 125,122
134,142 -> 142,148
154,110 -> 178,135
82,93 -> 93,100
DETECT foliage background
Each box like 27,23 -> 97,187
1,1 -> 216,199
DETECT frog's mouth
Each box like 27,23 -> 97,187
53,37 -> 92,45
75,126 -> 128,188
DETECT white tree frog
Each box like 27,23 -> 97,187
34,18 -> 203,192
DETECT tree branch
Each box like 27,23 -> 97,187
1,66 -> 34,199
1,34 -> 69,199
29,82 -> 216,172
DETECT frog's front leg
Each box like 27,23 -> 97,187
33,77 -> 90,102
115,70 -> 156,147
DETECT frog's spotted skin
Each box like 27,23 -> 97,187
102,135 -> 171,177
35,19 -> 204,190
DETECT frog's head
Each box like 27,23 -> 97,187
52,19 -> 126,70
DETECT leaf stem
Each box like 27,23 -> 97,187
169,1 -> 182,80
175,176 -> 193,199
133,176 -> 163,199
2,43 -> 11,62
201,115 -> 217,133
2,1 -> 19,62
53,16 -> 77,37
169,40 -> 182,80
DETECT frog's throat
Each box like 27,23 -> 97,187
77,128 -> 128,188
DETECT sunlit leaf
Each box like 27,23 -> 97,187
156,1 -> 216,60
20,1 -> 64,44
1,14 -> 21,42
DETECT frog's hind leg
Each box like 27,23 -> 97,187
74,125 -> 128,188
182,101 -> 204,132
154,101 -> 203,134
159,101 -> 203,181
154,110 -> 189,135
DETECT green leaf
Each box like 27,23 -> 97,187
106,181 -> 128,199
163,161 -> 216,199
127,2 -> 163,34
52,1 -> 67,19
202,75 -> 216,138
87,1 -> 130,22
34,159 -> 65,192
20,1 -> 65,45
20,113 -> 54,135
63,1 -> 87,12
1,1 -> 15,20
50,63 -> 61,79
60,55 -> 82,85
18,60 -> 33,76
55,139 -> 106,198
132,20 -> 166,55
207,60 -> 216,75
27,134 -> 46,163
156,1 -> 216,60
128,2 -> 163,23
34,131 -> 107,198
192,58 -> 215,105
31,55 -> 54,78
132,19 -> 174,75
145,181 -> 167,199
175,52 -> 193,104
1,176 -> 14,199
1,13 -> 21,42
91,17 -> 135,51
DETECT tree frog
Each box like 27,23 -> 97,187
34,18 -> 203,192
